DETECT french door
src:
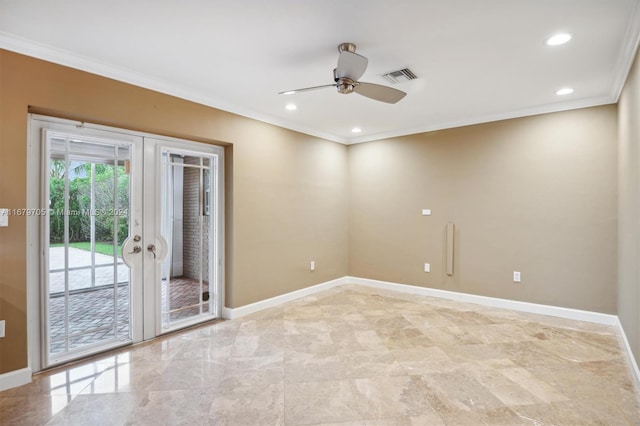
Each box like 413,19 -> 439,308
29,116 -> 224,369
142,138 -> 224,340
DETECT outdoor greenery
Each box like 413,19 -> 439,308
49,161 -> 129,244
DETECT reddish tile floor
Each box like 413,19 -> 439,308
163,277 -> 210,321
49,277 -> 210,355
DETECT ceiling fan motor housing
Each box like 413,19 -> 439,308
333,68 -> 355,94
337,79 -> 356,94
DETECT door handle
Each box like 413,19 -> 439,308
121,235 -> 144,268
147,244 -> 157,259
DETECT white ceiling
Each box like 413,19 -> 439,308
1,0 -> 639,144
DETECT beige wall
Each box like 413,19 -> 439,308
0,47 -> 629,378
618,48 -> 640,367
349,106 -> 618,314
0,50 -> 349,374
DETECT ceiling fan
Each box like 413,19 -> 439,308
279,43 -> 407,104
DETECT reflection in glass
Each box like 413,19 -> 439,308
160,152 -> 215,330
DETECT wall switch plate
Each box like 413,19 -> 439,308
424,263 -> 430,273
513,271 -> 521,283
0,320 -> 5,338
421,209 -> 432,216
0,209 -> 8,227
310,261 -> 315,271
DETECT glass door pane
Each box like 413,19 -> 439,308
159,151 -> 216,331
45,134 -> 133,366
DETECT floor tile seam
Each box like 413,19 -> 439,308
525,338 -> 623,363
467,376 -> 548,408
351,375 -> 446,421
281,379 -> 365,426
564,335 -> 630,355
424,369 -> 509,404
344,377 -> 370,424
283,371 -> 392,384
488,367 -> 565,400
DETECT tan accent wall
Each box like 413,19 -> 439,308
618,48 -> 640,367
0,50 -> 349,374
348,106 -> 618,314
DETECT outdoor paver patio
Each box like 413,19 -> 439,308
48,247 -> 212,355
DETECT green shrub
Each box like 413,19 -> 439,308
49,161 -> 130,244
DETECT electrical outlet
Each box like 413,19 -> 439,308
513,271 -> 521,283
0,320 -> 5,338
421,209 -> 432,216
310,261 -> 315,271
424,263 -> 430,273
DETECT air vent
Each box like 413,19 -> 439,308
381,68 -> 418,84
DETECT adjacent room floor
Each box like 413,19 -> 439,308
1,284 -> 639,425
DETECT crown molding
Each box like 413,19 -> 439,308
610,0 -> 640,101
0,28 -> 632,146
0,32 -> 346,144
345,95 -> 616,145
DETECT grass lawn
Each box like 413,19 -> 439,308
50,241 -> 122,257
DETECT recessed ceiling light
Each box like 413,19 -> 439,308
351,127 -> 362,133
285,103 -> 297,111
546,33 -> 572,46
556,87 -> 574,95
282,90 -> 296,95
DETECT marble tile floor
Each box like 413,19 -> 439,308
1,284 -> 639,425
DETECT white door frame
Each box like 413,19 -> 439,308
143,137 -> 225,338
27,114 -> 225,372
41,128 -> 144,368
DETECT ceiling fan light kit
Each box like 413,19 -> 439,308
280,43 -> 407,104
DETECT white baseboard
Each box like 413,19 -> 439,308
222,276 -> 347,319
222,274 -> 618,325
0,367 -> 32,392
346,276 -> 618,325
615,317 -> 640,394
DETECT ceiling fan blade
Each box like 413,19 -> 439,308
279,84 -> 336,95
336,50 -> 368,80
354,82 -> 406,104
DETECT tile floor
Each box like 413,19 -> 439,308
1,284 -> 639,425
